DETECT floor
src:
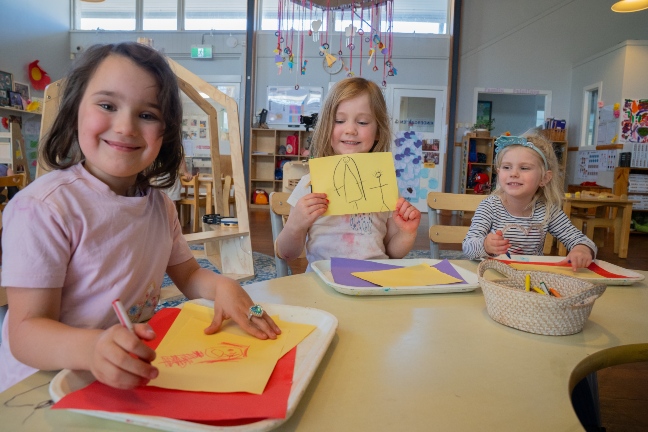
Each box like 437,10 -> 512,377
242,208 -> 648,432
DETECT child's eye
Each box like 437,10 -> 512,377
98,103 -> 115,111
358,121 -> 369,126
335,119 -> 344,124
140,112 -> 160,121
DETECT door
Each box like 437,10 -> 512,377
389,86 -> 447,212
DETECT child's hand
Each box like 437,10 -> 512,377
392,197 -> 421,234
484,230 -> 510,256
560,245 -> 594,270
90,324 -> 158,389
182,173 -> 193,182
205,278 -> 281,340
289,193 -> 328,231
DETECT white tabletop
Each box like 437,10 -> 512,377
1,261 -> 647,431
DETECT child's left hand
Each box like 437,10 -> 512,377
391,197 -> 421,233
560,245 -> 594,270
204,277 -> 282,340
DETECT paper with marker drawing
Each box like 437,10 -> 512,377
151,303 -> 315,393
331,257 -> 467,287
505,263 -> 607,278
351,263 -> 463,287
309,152 -> 399,216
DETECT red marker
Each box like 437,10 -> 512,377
112,299 -> 134,332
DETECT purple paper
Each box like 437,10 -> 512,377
330,257 -> 467,287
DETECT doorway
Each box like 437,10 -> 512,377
473,88 -> 552,136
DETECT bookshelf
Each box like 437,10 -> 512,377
250,128 -> 311,208
614,167 -> 648,212
460,134 -> 495,194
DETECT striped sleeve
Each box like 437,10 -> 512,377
547,206 -> 597,257
462,198 -> 495,260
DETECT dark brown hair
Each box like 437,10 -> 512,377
40,42 -> 183,189
309,77 -> 391,158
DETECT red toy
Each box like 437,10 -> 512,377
473,172 -> 491,194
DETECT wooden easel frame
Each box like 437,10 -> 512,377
38,58 -> 254,281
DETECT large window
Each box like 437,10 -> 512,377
74,0 -> 448,34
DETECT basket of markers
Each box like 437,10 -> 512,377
477,259 -> 606,336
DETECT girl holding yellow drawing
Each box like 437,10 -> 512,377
276,77 -> 421,270
0,42 -> 279,393
462,132 -> 596,269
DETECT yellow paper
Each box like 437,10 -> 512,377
352,263 -> 463,287
309,152 -> 399,216
150,303 -> 316,393
507,263 -> 606,278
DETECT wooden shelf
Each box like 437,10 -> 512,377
250,128 -> 311,205
614,167 -> 648,214
0,106 -> 41,116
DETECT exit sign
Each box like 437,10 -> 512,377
191,45 -> 213,59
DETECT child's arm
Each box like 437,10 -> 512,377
462,200 -> 503,259
166,258 -> 281,340
547,207 -> 596,270
275,192 -> 328,261
6,286 -> 158,389
384,197 -> 421,258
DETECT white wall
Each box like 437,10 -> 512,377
0,0 -> 70,100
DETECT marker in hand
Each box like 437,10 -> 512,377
112,299 -> 134,333
495,230 -> 511,258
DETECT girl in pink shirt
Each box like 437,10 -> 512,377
0,42 -> 279,392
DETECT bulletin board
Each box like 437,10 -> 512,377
266,86 -> 323,126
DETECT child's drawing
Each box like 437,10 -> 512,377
333,156 -> 366,211
160,342 -> 250,368
369,170 -> 391,212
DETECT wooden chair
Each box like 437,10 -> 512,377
221,174 -> 236,217
282,160 -> 309,193
178,175 -> 208,233
0,173 -> 27,213
570,192 -> 621,249
427,192 -> 488,258
269,192 -> 292,277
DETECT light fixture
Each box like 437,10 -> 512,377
81,0 -> 105,3
611,0 -> 648,12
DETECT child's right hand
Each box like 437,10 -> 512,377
484,230 -> 510,256
290,193 -> 328,230
90,324 -> 158,389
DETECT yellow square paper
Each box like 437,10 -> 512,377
507,263 -> 605,278
150,303 -> 316,394
309,152 -> 399,216
352,263 -> 463,287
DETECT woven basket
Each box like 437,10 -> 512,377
478,259 -> 606,336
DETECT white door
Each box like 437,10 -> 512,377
389,86 -> 447,212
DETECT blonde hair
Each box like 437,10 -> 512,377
493,130 -> 563,221
309,77 -> 391,158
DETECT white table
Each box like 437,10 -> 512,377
1,261 -> 647,431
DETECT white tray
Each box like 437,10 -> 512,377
493,255 -> 645,286
49,300 -> 338,432
311,259 -> 479,295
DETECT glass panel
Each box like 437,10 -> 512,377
144,0 -> 177,30
586,89 -> 598,146
260,0 -> 328,31
396,96 -> 436,133
76,0 -> 136,31
185,0 -> 247,31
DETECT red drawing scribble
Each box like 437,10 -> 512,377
159,342 -> 250,368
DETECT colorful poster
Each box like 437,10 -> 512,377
621,98 -> 648,143
393,131 -> 422,202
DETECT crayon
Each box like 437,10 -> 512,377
532,287 -> 546,295
549,288 -> 562,298
539,281 -> 550,295
112,299 -> 134,333
525,274 -> 531,291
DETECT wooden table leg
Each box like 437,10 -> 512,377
617,203 -> 632,258
558,201 -> 572,256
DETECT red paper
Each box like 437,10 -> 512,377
499,260 -> 628,279
52,308 -> 295,423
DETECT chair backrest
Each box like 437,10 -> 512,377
269,192 -> 292,277
427,192 -> 488,258
0,173 -> 27,213
282,161 -> 309,193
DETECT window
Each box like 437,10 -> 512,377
260,0 -> 448,34
74,0 -> 247,31
582,83 -> 601,147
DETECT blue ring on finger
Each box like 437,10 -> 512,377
248,304 -> 264,320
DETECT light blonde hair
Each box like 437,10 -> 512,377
493,129 -> 563,222
309,77 -> 391,158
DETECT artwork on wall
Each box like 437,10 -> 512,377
476,100 -> 492,124
621,98 -> 648,143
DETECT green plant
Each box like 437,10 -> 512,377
472,118 -> 495,131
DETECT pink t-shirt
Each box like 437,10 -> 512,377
0,163 -> 193,391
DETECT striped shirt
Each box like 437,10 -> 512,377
462,195 -> 597,259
